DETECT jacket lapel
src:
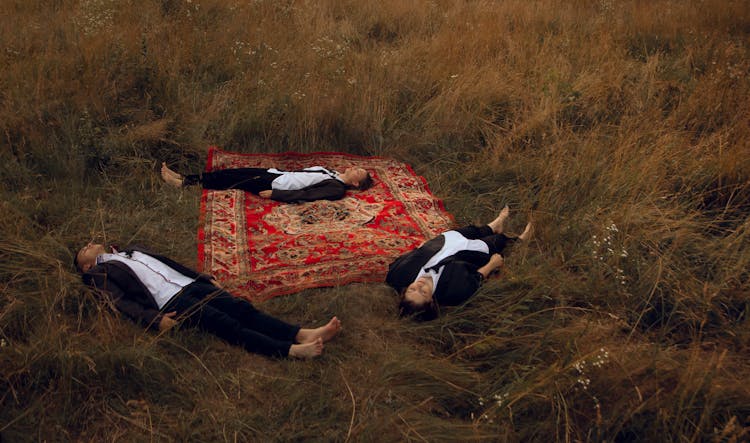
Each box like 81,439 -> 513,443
103,261 -> 156,306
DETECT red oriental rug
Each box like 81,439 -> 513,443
197,147 -> 454,301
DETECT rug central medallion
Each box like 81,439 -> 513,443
264,199 -> 383,235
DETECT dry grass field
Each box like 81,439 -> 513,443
1,0 -> 749,441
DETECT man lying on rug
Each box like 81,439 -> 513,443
386,205 -> 532,321
161,162 -> 373,203
75,242 -> 341,358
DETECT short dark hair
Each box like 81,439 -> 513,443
398,293 -> 439,321
357,172 -> 374,191
73,249 -> 82,273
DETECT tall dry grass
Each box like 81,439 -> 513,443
1,0 -> 749,441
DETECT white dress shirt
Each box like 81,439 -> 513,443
267,166 -> 342,191
97,251 -> 196,309
415,230 -> 490,289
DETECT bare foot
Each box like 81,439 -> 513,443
161,162 -> 184,187
288,338 -> 323,359
488,205 -> 510,234
518,222 -> 533,241
296,317 -> 342,344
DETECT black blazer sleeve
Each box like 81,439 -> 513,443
432,262 -> 484,306
385,235 -> 447,292
270,180 -> 346,203
83,265 -> 163,330
385,253 -> 419,292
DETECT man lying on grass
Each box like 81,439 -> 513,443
386,205 -> 532,320
161,162 -> 373,203
75,242 -> 340,358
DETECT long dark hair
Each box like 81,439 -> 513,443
73,250 -> 82,273
398,291 -> 439,321
358,173 -> 374,191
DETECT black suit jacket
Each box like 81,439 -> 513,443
270,179 -> 347,203
82,246 -> 212,330
385,234 -> 490,306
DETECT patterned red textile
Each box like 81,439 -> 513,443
198,147 -> 454,301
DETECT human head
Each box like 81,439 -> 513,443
74,242 -> 107,273
340,167 -> 373,190
398,278 -> 439,321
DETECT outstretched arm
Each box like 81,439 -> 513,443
432,263 -> 484,306
477,254 -> 504,279
84,271 -> 164,331
114,294 -> 164,331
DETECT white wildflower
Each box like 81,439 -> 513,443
492,392 -> 509,407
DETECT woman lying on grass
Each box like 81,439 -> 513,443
161,162 -> 373,203
386,206 -> 532,320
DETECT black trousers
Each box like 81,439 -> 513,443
183,168 -> 281,194
165,281 -> 300,357
452,225 -> 515,255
